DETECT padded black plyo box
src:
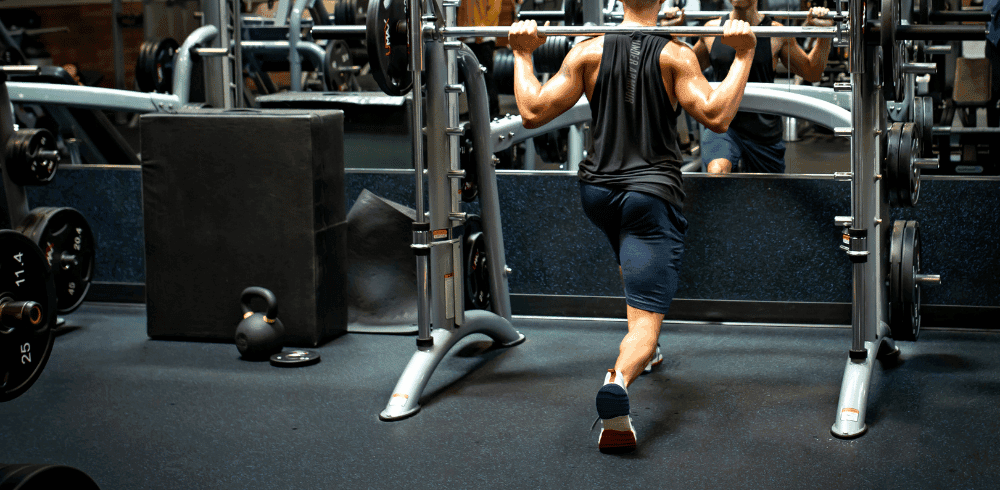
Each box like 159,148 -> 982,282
141,109 -> 346,346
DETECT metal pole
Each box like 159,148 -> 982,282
848,0 -> 867,357
289,0 -> 310,92
312,24 -> 841,39
411,0 -> 431,346
112,0 -> 126,124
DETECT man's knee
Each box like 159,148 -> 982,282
707,158 -> 733,174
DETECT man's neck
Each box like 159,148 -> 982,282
620,6 -> 661,27
731,6 -> 762,24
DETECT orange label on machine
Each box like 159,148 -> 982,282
433,229 -> 448,240
840,408 -> 860,422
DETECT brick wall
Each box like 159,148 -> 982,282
19,2 -> 145,89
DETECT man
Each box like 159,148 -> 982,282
692,0 -> 832,173
508,0 -> 755,453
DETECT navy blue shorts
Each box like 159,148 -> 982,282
579,183 -> 687,315
701,126 -> 786,173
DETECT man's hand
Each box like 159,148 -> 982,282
509,20 -> 548,54
804,7 -> 834,27
659,7 -> 685,27
719,19 -> 755,54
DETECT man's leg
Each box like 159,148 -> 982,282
707,158 -> 733,173
701,126 -> 741,174
615,306 -> 664,387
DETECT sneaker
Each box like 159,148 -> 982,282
596,369 -> 636,454
642,344 -> 663,375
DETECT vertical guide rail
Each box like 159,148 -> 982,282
831,0 -> 896,439
412,0 -> 432,345
848,0 -> 868,360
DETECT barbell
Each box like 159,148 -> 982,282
313,0 -> 985,97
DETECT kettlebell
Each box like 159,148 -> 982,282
234,287 -> 285,361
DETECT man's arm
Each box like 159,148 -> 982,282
669,19 -> 755,133
690,19 -> 721,72
777,7 -> 833,83
510,20 -> 586,129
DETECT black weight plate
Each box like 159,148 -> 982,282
888,220 -> 905,340
919,96 -> 934,153
270,349 -> 322,367
5,129 -> 59,187
492,48 -> 514,95
904,122 -> 920,206
886,122 -> 902,207
0,464 -> 101,490
135,40 -> 156,92
0,230 -> 57,403
16,207 -> 95,314
459,134 -> 479,203
463,215 -> 491,310
881,0 -> 901,102
334,0 -> 356,26
898,122 -> 916,207
324,40 -> 355,91
899,221 -> 921,341
366,0 -> 412,96
152,37 -> 179,93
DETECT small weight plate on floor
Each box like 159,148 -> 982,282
270,349 -> 321,367
0,230 -> 57,403
16,207 -> 95,314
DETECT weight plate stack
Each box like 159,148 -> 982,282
492,48 -> 514,95
463,215 -> 491,310
16,207 -> 95,314
136,38 -> 178,93
4,128 -> 60,186
0,230 -> 57,403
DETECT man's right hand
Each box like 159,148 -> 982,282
509,20 -> 548,54
719,19 -> 755,55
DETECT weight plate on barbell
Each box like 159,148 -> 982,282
136,38 -> 178,93
0,229 -> 57,403
16,207 -> 95,314
366,0 -> 412,96
463,215 -> 491,311
5,128 -> 60,187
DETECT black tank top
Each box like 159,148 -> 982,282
578,32 -> 684,210
709,13 -> 782,144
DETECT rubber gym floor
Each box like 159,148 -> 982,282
1,303 -> 998,489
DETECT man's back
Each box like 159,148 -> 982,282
580,33 -> 685,210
